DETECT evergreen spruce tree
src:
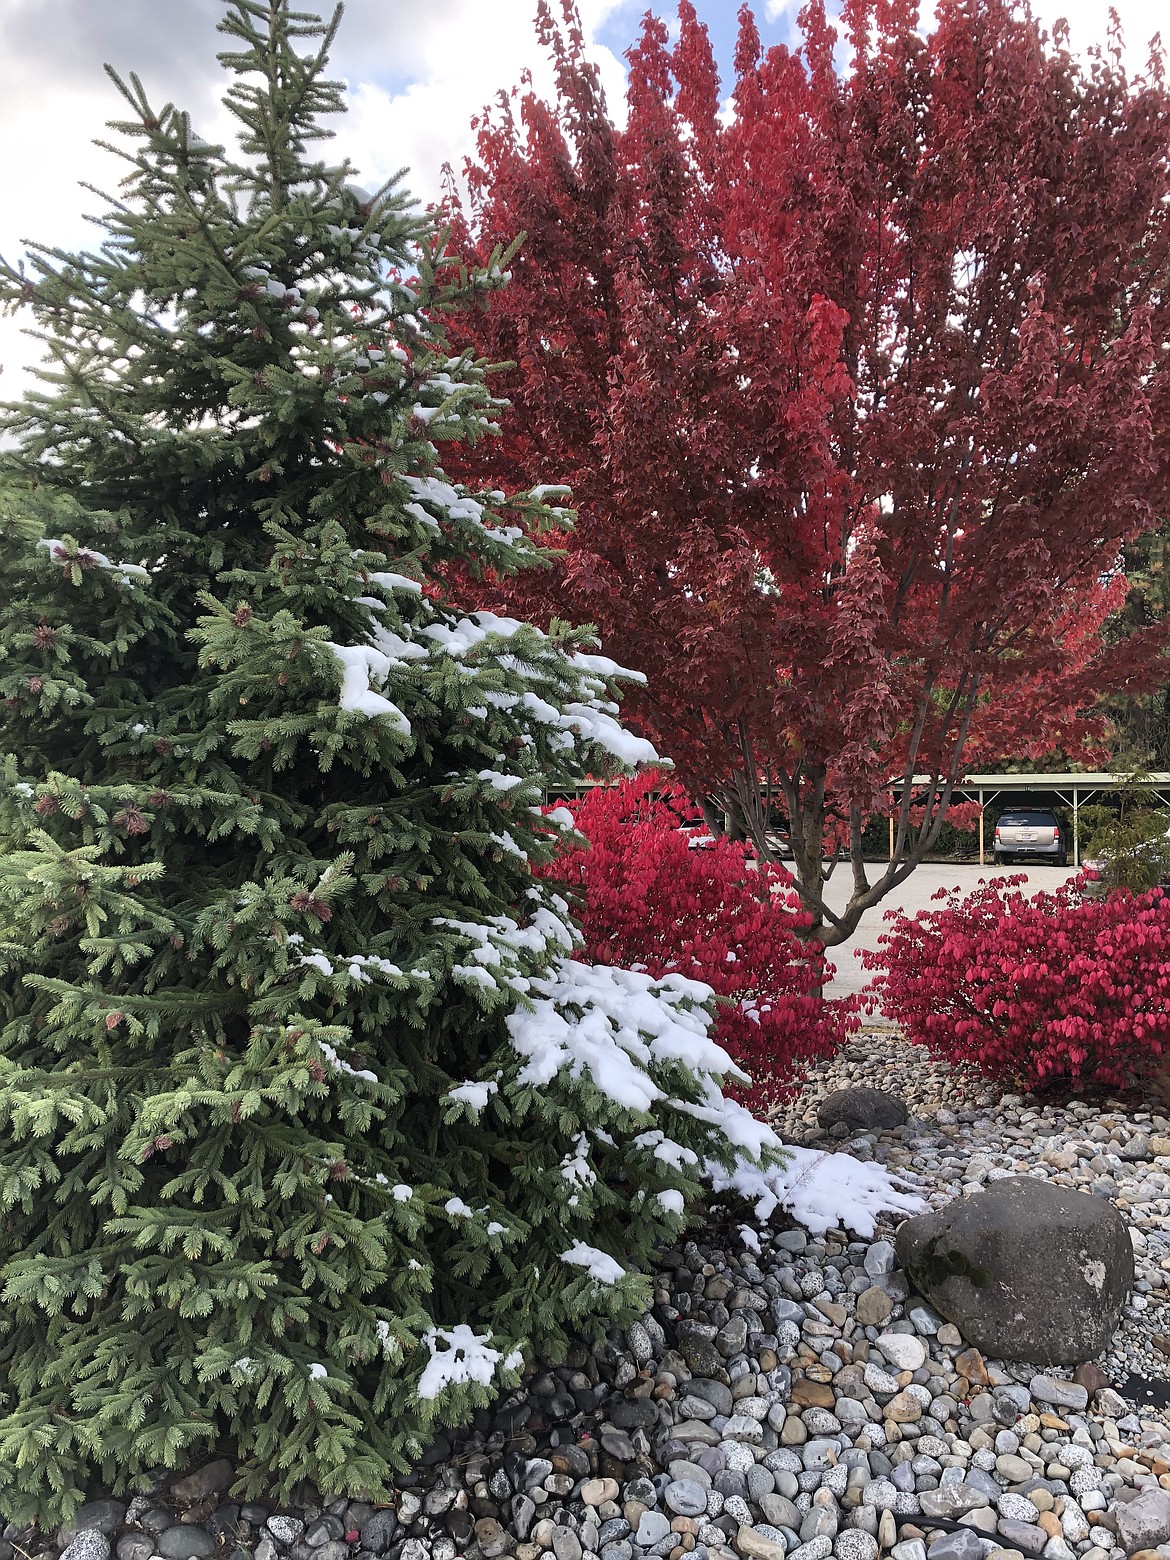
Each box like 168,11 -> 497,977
0,1 -> 775,1517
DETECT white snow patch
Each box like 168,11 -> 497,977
434,903 -> 579,998
571,650 -> 647,685
560,702 -> 659,766
508,960 -> 742,1114
368,571 -> 423,594
634,1130 -> 699,1169
37,538 -> 150,586
561,1241 -> 626,1285
452,964 -> 498,990
448,1080 -> 498,1112
326,642 -> 411,730
319,1041 -> 378,1084
676,1084 -> 780,1161
560,1133 -> 596,1187
420,610 -> 529,657
478,770 -> 527,792
707,1146 -> 928,1238
489,831 -> 527,860
417,1325 -> 521,1400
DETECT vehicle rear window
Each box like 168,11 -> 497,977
999,812 -> 1057,826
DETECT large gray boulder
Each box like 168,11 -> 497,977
894,1175 -> 1132,1365
1114,1488 -> 1170,1553
816,1087 -> 908,1132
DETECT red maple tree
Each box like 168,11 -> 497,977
442,0 -> 1170,943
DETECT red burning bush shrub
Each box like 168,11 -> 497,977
864,875 -> 1170,1091
545,775 -> 853,1108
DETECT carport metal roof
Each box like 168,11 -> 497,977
893,771 -> 1170,865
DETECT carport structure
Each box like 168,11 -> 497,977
892,772 -> 1170,867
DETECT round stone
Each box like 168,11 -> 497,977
875,1333 -> 927,1373
834,1532 -> 879,1560
116,1538 -> 153,1560
723,1441 -> 757,1473
361,1512 -> 398,1553
59,1504 -> 128,1545
817,1087 -> 908,1132
863,1241 -> 896,1276
997,1494 -> 1040,1524
855,1288 -> 893,1327
884,1391 -> 922,1423
601,1545 -> 634,1560
636,1512 -> 672,1548
665,1481 -> 709,1518
1070,1468 -> 1103,1497
834,1398 -> 869,1427
861,1481 -> 898,1510
746,1466 -> 776,1501
266,1519 -> 305,1547
583,1480 -> 621,1507
598,1520 -> 632,1545
61,1536 -> 111,1560
477,1520 -> 512,1560
157,1530 -> 217,1560
551,1529 -> 582,1560
995,1454 -> 1033,1484
627,1321 -> 654,1362
801,1440 -> 840,1471
863,1363 -> 900,1396
786,1538 -> 832,1560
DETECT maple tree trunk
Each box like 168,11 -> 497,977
727,757 -> 959,948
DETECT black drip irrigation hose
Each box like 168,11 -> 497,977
910,1511 -> 1051,1560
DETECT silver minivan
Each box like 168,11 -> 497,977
993,808 -> 1067,866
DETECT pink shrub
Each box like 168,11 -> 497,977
545,775 -> 854,1108
864,875 -> 1170,1091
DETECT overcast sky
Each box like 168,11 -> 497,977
1,0 -> 1165,405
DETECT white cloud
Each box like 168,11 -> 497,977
1013,0 -> 1163,61
0,0 -> 1164,412
337,2 -> 631,215
0,0 -> 630,407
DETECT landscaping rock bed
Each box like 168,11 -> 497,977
10,1032 -> 1169,1560
779,1032 -> 1170,1398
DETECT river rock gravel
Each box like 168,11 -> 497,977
773,1031 -> 1170,1400
9,1031 -> 1169,1560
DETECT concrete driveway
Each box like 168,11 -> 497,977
817,860 -> 1079,1009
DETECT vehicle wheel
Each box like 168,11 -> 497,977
994,852 -> 1006,866
1057,852 -> 1068,867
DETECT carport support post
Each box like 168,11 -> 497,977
979,790 -> 985,867
1073,786 -> 1079,867
889,814 -> 894,862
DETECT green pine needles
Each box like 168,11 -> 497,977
0,0 -> 778,1517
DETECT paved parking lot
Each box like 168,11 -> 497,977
818,860 -> 1078,1008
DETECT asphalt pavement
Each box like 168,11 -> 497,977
816,859 -> 1079,1010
